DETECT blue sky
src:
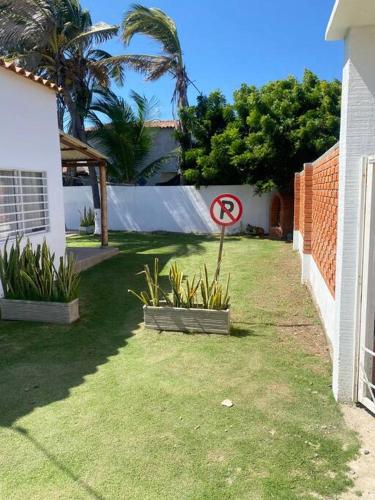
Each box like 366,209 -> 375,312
83,0 -> 343,119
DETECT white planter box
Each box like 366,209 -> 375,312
143,304 -> 230,335
0,298 -> 79,324
79,225 -> 94,234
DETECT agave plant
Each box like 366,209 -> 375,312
0,237 -> 80,303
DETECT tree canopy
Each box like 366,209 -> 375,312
178,70 -> 341,192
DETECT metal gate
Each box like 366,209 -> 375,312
357,156 -> 375,413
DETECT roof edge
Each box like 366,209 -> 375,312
0,59 -> 62,93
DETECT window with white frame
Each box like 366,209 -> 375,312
0,170 -> 49,240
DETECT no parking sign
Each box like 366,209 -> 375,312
210,193 -> 243,227
209,193 -> 243,280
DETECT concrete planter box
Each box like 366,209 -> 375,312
79,225 -> 94,234
0,298 -> 79,324
143,304 -> 230,335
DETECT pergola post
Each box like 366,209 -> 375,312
99,161 -> 108,247
60,132 -> 109,247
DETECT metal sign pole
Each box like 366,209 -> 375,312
215,225 -> 225,281
210,193 -> 243,282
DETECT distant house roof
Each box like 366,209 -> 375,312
145,120 -> 178,129
0,58 -> 61,92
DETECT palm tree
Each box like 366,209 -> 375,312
88,89 -> 170,184
0,0 -> 123,232
105,4 -> 193,116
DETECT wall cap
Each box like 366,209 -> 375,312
312,142 -> 339,166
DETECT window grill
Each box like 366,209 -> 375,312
0,170 -> 49,240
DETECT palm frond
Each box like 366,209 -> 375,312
88,88 -> 165,183
136,152 -> 177,181
120,4 -> 191,113
123,4 -> 181,57
96,54 -> 173,81
66,22 -> 119,47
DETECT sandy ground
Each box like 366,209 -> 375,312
340,405 -> 375,499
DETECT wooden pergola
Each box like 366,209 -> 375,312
59,131 -> 108,247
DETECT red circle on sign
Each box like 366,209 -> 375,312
210,193 -> 243,227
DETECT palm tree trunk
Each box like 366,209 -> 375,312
65,92 -> 102,234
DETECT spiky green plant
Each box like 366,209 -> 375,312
200,265 -> 230,310
55,254 -> 81,302
79,206 -> 95,227
128,258 -> 170,306
184,274 -> 200,309
0,237 -> 80,303
169,261 -> 185,307
129,259 -> 230,311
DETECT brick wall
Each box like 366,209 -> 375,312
294,175 -> 301,231
294,143 -> 339,296
298,171 -> 305,236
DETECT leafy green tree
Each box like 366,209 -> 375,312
178,91 -> 236,184
180,70 -> 341,191
88,89 -> 169,184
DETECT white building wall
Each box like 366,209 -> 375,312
293,231 -> 336,348
0,67 -> 65,260
333,26 -> 375,401
64,185 -> 272,234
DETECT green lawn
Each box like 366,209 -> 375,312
0,233 -> 358,499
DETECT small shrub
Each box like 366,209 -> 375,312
0,237 -> 80,303
79,206 -> 95,227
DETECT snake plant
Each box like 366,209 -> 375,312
0,237 -> 80,302
79,206 -> 95,227
129,259 -> 230,310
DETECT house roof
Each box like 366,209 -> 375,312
326,0 -> 375,40
0,58 -> 61,92
145,120 -> 178,129
60,131 -> 108,166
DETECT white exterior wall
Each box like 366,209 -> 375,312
333,26 -> 375,401
293,230 -> 336,347
64,185 -> 272,234
0,68 -> 65,261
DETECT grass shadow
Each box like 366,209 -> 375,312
12,426 -> 104,500
229,325 -> 257,337
0,232 -> 208,428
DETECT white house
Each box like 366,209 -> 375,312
142,120 -> 180,185
294,0 -> 375,412
327,0 -> 375,410
0,59 -> 66,259
0,59 -> 110,272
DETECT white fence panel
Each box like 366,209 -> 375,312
64,185 -> 272,234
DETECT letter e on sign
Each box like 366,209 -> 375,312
210,194 -> 243,227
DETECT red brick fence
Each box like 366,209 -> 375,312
294,143 -> 339,297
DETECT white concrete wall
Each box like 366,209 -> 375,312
64,185 -> 272,234
0,68 -> 65,260
293,230 -> 303,256
333,26 -> 375,401
293,230 -> 336,348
